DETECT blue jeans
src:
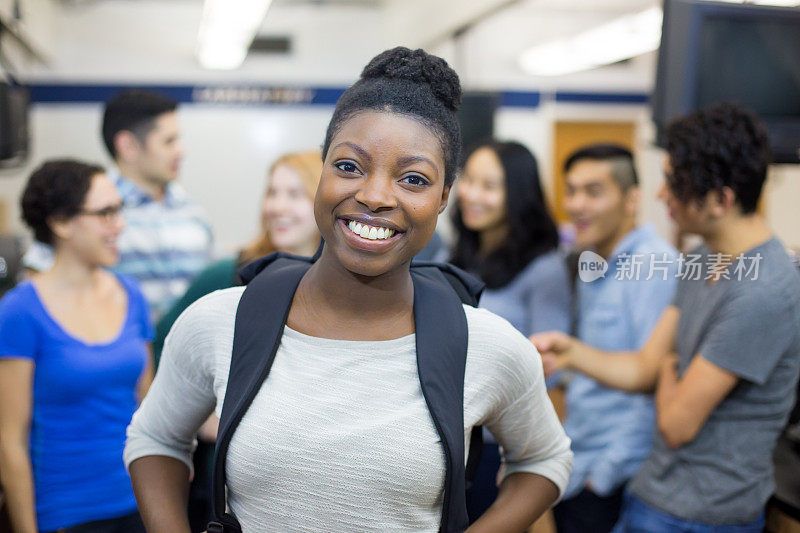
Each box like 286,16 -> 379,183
612,492 -> 765,533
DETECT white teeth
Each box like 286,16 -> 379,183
345,220 -> 396,240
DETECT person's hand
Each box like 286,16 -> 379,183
529,331 -> 577,377
197,414 -> 220,443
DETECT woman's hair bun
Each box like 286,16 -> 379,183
360,47 -> 462,111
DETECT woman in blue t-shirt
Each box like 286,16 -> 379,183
0,160 -> 153,533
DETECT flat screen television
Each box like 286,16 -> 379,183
653,0 -> 800,163
0,81 -> 30,167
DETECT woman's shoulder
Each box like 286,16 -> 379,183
463,305 -> 544,396
160,287 -> 245,373
495,249 -> 568,293
174,286 -> 246,329
0,280 -> 38,314
464,305 -> 540,365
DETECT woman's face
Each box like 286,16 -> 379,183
261,164 -> 319,255
314,110 -> 450,277
457,147 -> 507,233
55,173 -> 125,267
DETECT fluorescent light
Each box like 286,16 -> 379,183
197,0 -> 273,70
519,7 -> 662,77
519,0 -> 798,77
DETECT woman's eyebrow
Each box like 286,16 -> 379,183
332,142 -> 370,162
397,155 -> 437,172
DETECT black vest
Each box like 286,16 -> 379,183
208,253 -> 484,533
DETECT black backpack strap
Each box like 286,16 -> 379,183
412,266 -> 473,532
413,262 -> 485,495
208,254 -> 312,533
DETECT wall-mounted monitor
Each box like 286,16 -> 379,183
653,0 -> 800,163
0,81 -> 30,168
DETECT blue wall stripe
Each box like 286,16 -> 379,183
499,91 -> 541,108
555,91 -> 650,104
28,83 -> 649,108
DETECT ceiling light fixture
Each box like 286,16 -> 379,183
519,1 -> 799,77
197,0 -> 273,70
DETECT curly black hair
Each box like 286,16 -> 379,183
102,89 -> 178,159
664,102 -> 770,214
321,47 -> 462,186
21,159 -> 105,245
450,141 -> 560,289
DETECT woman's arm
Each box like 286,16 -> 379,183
0,359 -> 38,533
129,456 -> 191,533
125,291 -> 228,533
470,312 -> 573,531
467,473 -> 559,533
136,344 -> 155,403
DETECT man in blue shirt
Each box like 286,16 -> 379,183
550,145 -> 677,533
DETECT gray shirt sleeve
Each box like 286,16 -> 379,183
697,286 -> 797,385
124,291 -> 227,474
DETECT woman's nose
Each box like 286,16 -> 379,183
354,175 -> 397,212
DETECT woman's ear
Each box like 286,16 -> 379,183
438,185 -> 451,215
48,216 -> 74,243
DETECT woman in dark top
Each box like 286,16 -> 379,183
450,140 -> 571,521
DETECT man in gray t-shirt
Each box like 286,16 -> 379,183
531,103 -> 800,530
627,238 -> 800,524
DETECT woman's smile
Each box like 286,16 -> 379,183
314,110 -> 449,277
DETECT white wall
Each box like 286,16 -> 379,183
2,0 -> 798,255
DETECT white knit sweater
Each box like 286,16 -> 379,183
124,287 -> 572,532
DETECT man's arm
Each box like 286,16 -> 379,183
531,306 -> 681,393
655,354 -> 738,449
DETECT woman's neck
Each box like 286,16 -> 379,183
282,238 -> 321,258
287,247 -> 415,340
478,223 -> 509,256
40,250 -> 103,292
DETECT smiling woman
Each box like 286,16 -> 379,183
0,160 -> 154,533
124,47 -> 572,533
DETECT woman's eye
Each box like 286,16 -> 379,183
401,175 -> 429,187
334,161 -> 359,174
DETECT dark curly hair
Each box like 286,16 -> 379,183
102,89 -> 178,159
322,47 -> 462,186
664,102 -> 770,214
450,141 -> 560,289
21,159 -> 105,245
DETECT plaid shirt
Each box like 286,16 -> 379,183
22,170 -> 213,321
109,170 -> 213,320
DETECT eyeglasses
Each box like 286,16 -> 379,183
79,203 -> 124,223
